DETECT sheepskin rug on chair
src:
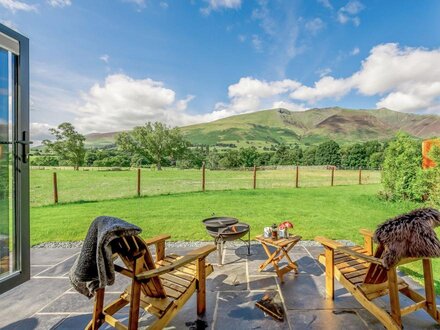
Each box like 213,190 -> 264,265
373,208 -> 440,268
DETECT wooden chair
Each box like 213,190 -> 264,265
86,234 -> 216,330
316,229 -> 440,330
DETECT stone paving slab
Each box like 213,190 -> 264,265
0,242 -> 439,329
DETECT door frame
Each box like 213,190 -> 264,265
0,23 -> 30,294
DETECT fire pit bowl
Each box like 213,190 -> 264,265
202,216 -> 251,265
205,222 -> 250,241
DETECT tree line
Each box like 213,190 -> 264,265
33,121 -> 388,170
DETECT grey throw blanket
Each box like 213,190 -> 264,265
374,208 -> 440,268
69,216 -> 142,298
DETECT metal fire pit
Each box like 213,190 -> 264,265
202,216 -> 251,265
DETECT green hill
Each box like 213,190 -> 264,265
85,107 -> 440,148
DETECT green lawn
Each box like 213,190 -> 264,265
30,167 -> 381,206
30,183 -> 439,293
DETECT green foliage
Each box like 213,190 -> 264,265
219,149 -> 241,168
315,140 -> 341,166
382,133 -> 424,201
302,146 -> 317,166
42,122 -> 86,170
116,122 -> 189,170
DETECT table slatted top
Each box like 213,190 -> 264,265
255,235 -> 302,247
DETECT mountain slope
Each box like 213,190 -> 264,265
85,107 -> 440,148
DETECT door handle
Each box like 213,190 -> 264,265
15,131 -> 33,163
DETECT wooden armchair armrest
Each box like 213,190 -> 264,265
144,234 -> 171,262
359,228 -> 373,238
144,234 -> 171,246
315,236 -> 343,250
136,245 -> 216,280
315,236 -> 382,265
336,246 -> 383,265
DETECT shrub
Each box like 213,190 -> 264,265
382,133 -> 425,201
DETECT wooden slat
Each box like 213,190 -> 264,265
160,273 -> 192,287
161,279 -> 187,293
166,269 -> 195,282
344,268 -> 368,279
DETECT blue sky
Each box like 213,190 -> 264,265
1,0 -> 440,140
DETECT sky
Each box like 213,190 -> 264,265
1,0 -> 440,142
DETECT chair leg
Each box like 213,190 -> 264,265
128,256 -> 143,330
90,288 -> 105,330
324,247 -> 334,300
423,259 -> 440,323
387,267 -> 402,328
196,257 -> 206,316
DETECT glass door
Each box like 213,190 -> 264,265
0,24 -> 29,294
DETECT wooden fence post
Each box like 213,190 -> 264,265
331,167 -> 335,187
53,172 -> 58,204
202,162 -> 206,192
253,165 -> 257,189
295,165 -> 299,188
358,167 -> 362,185
137,168 -> 141,196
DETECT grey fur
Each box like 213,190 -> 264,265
374,208 -> 440,268
69,216 -> 141,298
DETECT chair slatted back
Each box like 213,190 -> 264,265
111,235 -> 166,298
363,244 -> 387,284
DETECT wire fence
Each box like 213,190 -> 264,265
30,165 -> 382,207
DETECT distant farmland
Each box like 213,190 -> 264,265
30,166 -> 381,206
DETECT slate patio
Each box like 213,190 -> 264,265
0,241 -> 439,329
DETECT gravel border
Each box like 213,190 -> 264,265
32,239 -> 355,249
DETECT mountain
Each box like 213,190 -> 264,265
85,107 -> 440,148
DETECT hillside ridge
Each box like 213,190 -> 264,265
85,107 -> 440,148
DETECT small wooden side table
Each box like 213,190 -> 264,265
255,234 -> 302,283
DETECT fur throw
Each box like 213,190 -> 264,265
373,208 -> 440,268
69,216 -> 142,298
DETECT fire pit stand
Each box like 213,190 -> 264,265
202,216 -> 251,265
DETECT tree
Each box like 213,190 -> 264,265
382,133 -> 423,200
116,122 -> 189,170
315,140 -> 341,166
239,146 -> 259,167
340,143 -> 367,168
43,122 -> 86,170
219,150 -> 241,168
302,146 -> 317,166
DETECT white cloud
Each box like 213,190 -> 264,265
317,0 -> 332,9
251,34 -> 262,52
350,47 -> 360,55
73,74 -> 197,133
237,34 -> 246,42
316,67 -> 332,77
251,0 -> 300,77
30,122 -> 54,145
159,1 -> 168,9
290,76 -> 353,103
211,77 -> 303,119
201,0 -> 241,15
290,43 -> 440,114
272,100 -> 306,111
305,18 -> 325,35
47,0 -> 71,7
0,0 -> 37,12
99,54 -> 110,63
337,0 -> 364,26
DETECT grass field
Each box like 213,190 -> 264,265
30,167 -> 381,206
30,184 -> 439,293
